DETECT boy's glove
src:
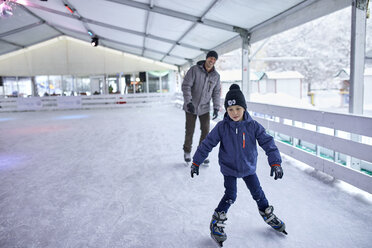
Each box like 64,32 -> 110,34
212,108 -> 219,120
190,162 -> 199,178
187,102 -> 195,113
270,164 -> 283,180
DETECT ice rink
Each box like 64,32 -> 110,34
1,105 -> 371,248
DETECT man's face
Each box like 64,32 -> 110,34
205,56 -> 217,68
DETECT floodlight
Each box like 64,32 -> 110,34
91,36 -> 99,47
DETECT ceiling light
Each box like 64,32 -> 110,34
64,4 -> 74,13
91,36 -> 99,47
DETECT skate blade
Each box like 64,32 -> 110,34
184,161 -> 190,167
272,227 -> 288,235
210,233 -> 224,247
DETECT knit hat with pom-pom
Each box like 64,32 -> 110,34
224,84 -> 247,110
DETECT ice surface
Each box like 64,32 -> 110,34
0,105 -> 371,248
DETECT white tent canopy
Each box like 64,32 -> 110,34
0,36 -> 177,76
0,0 -> 350,76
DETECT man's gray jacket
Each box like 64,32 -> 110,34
182,60 -> 221,116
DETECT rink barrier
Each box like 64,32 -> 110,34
0,93 -> 173,112
247,102 -> 372,194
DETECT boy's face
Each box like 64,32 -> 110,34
227,105 -> 244,122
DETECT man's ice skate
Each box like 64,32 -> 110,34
210,211 -> 227,247
259,205 -> 287,235
184,152 -> 191,166
203,158 -> 210,167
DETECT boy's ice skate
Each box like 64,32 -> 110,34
259,205 -> 287,235
184,152 -> 191,166
203,158 -> 210,167
210,211 -> 227,247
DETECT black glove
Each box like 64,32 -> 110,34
212,108 -> 219,120
190,163 -> 199,178
187,102 -> 195,114
270,165 -> 283,180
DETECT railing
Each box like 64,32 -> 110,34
247,102 -> 372,194
0,93 -> 173,112
173,92 -> 372,193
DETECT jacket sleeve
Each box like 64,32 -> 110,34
212,75 -> 221,110
182,67 -> 195,104
192,123 -> 221,165
254,121 -> 282,166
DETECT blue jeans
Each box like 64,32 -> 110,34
215,174 -> 269,213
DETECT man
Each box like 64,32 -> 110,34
182,50 -> 221,166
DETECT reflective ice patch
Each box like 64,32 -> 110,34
0,118 -> 15,122
54,115 -> 89,120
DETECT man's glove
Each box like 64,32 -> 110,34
270,164 -> 283,180
212,108 -> 219,120
190,162 -> 199,178
187,102 -> 195,114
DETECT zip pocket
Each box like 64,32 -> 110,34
243,132 -> 245,148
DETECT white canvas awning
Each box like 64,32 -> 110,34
0,0 -> 351,76
0,36 -> 177,76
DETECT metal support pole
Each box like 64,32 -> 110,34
349,0 -> 368,115
349,0 -> 367,171
234,27 -> 251,102
159,74 -> 163,93
146,72 -> 149,94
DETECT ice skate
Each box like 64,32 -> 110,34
259,205 -> 287,235
210,211 -> 227,247
202,158 -> 210,167
184,152 -> 191,166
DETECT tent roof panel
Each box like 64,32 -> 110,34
69,0 -> 147,33
169,46 -> 204,60
100,40 -> 143,56
147,12 -> 194,41
0,5 -> 40,34
2,24 -> 60,47
153,0 -> 215,17
145,38 -> 174,53
88,24 -> 144,47
0,42 -> 19,55
205,0 -> 303,29
27,8 -> 86,34
143,51 -> 165,61
162,56 -> 187,65
180,24 -> 236,49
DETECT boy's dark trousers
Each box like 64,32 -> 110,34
216,174 -> 269,213
183,111 -> 210,153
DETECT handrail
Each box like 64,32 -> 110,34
0,93 -> 173,112
247,101 -> 372,193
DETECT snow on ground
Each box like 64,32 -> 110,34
250,92 -> 316,109
0,105 -> 372,248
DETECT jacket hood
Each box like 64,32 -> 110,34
196,60 -> 216,73
197,60 -> 205,66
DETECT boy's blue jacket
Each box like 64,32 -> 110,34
193,111 -> 282,178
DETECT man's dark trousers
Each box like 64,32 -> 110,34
183,111 -> 210,153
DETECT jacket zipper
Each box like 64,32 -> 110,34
243,132 -> 245,148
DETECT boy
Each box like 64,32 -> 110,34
190,84 -> 286,246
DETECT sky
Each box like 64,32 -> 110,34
0,104 -> 371,248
